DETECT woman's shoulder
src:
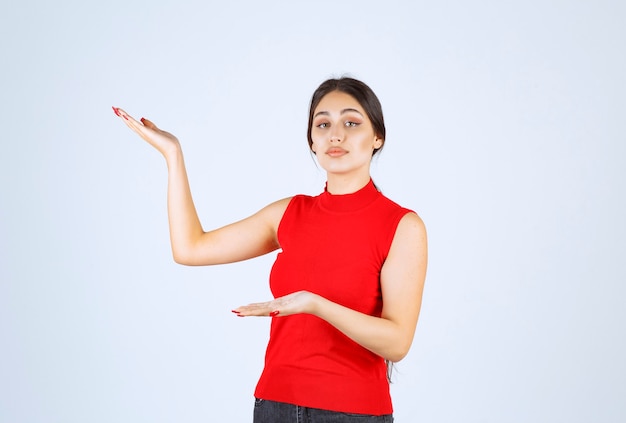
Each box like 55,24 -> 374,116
374,192 -> 425,239
260,197 -> 293,218
375,191 -> 415,216
261,191 -> 320,217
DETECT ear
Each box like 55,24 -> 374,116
374,137 -> 383,149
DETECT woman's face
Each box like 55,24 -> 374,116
310,91 -> 383,177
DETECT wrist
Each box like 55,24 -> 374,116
308,292 -> 325,317
163,142 -> 183,165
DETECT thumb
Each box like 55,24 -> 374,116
140,117 -> 158,130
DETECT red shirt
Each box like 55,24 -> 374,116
254,180 -> 413,415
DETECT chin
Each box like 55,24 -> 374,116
320,163 -> 352,174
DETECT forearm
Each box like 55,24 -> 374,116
164,147 -> 204,263
234,290 -> 418,361
311,295 -> 413,363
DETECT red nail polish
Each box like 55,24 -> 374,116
231,310 -> 240,314
122,114 -> 129,121
270,310 -> 280,317
112,106 -> 120,116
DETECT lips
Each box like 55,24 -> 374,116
326,147 -> 348,157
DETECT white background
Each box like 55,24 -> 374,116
1,0 -> 625,421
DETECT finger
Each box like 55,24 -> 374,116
233,301 -> 278,317
236,305 -> 270,315
123,114 -> 149,136
115,109 -> 156,138
140,117 -> 159,130
234,309 -> 280,317
113,107 -> 133,122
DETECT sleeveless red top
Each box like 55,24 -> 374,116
254,180 -> 413,415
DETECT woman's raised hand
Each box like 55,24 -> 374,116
113,107 -> 180,158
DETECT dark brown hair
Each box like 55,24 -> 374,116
307,77 -> 386,156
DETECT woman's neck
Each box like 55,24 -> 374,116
325,172 -> 372,195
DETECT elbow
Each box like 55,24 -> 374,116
386,349 -> 409,363
172,250 -> 196,266
384,339 -> 413,363
172,248 -> 217,266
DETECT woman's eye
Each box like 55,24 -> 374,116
317,122 -> 329,128
345,121 -> 359,127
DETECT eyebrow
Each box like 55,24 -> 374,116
314,108 -> 364,118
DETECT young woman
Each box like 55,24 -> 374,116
113,77 -> 427,422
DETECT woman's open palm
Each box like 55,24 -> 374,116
113,107 -> 179,157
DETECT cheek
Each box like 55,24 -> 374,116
310,134 -> 323,151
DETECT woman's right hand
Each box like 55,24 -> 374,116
113,107 -> 180,158
112,106 -> 287,266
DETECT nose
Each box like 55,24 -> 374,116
329,126 -> 344,143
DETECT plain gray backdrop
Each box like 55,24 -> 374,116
1,0 -> 624,421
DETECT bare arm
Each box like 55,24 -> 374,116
234,212 -> 428,362
113,108 -> 288,265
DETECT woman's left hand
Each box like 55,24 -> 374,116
232,291 -> 318,317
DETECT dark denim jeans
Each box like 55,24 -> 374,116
253,398 -> 394,423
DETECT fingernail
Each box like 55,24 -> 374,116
231,310 -> 240,314
122,114 -> 129,121
140,117 -> 145,122
269,310 -> 280,317
112,106 -> 120,116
